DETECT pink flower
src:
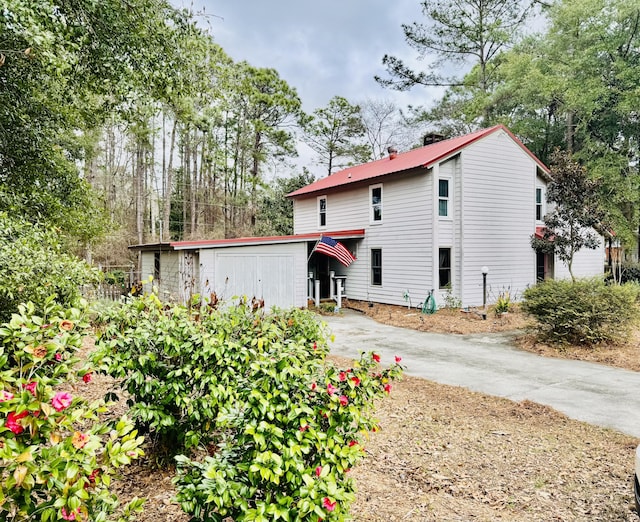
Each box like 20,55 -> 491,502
299,424 -> 308,432
61,507 -> 79,520
372,353 -> 381,363
322,497 -> 337,512
51,392 -> 72,412
338,371 -> 347,382
326,383 -> 337,396
339,395 -> 348,406
55,353 -> 62,362
6,410 -> 29,434
315,465 -> 322,477
311,382 -> 317,391
313,342 -> 317,350
23,381 -> 37,396
350,376 -> 360,386
395,355 -> 402,363
0,390 -> 14,402
72,431 -> 89,449
348,440 -> 357,447
82,373 -> 92,384
384,384 -> 392,394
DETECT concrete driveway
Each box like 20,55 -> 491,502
323,309 -> 640,438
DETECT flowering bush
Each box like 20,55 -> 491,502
90,291 -> 403,521
174,350 -> 402,521
0,300 -> 145,521
91,294 -> 337,455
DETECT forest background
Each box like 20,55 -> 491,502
2,0 -> 639,272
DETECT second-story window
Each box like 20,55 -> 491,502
535,187 -> 544,221
438,179 -> 450,217
370,184 -> 382,223
318,196 -> 327,227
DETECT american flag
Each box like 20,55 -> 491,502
314,236 -> 356,267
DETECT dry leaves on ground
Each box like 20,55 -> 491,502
85,301 -> 640,521
343,299 -> 640,372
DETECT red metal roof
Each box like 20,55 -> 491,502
287,124 -> 549,198
170,229 -> 365,250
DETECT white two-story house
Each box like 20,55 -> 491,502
288,124 -> 603,307
131,124 -> 604,308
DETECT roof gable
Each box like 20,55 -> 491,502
287,124 -> 549,198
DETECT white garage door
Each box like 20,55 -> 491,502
214,253 -> 295,308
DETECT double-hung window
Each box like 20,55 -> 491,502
439,248 -> 451,289
371,249 -> 382,286
370,184 -> 382,223
535,187 -> 544,221
318,196 -> 327,228
438,179 -> 450,217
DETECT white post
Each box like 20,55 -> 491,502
314,279 -> 320,307
329,271 -> 335,300
336,279 -> 343,310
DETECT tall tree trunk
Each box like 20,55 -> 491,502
162,118 -> 178,242
250,131 -> 261,231
190,129 -> 198,236
135,138 -> 145,245
183,131 -> 190,239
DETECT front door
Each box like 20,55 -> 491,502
536,251 -> 554,281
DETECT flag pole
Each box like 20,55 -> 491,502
307,236 -> 322,263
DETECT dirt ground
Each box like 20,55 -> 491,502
97,301 -> 640,521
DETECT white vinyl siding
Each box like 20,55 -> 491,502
293,170 -> 432,306
554,234 -> 605,280
198,243 -> 308,308
459,130 -> 537,306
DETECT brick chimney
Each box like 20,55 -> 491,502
423,132 -> 445,146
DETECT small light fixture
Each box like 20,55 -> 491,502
481,266 -> 489,317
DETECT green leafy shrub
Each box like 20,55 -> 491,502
91,293 -> 337,455
618,262 -> 640,284
521,278 -> 640,345
91,292 -> 403,520
493,290 -> 512,315
0,213 -> 99,322
0,300 -> 144,521
174,350 -> 402,521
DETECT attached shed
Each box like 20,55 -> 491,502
175,239 -> 307,308
131,230 -> 364,309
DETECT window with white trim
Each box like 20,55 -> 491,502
371,248 -> 382,286
535,187 -> 544,221
318,196 -> 327,228
370,184 -> 382,223
439,248 -> 451,289
438,179 -> 450,217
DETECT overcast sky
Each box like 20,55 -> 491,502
172,0 -> 442,113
